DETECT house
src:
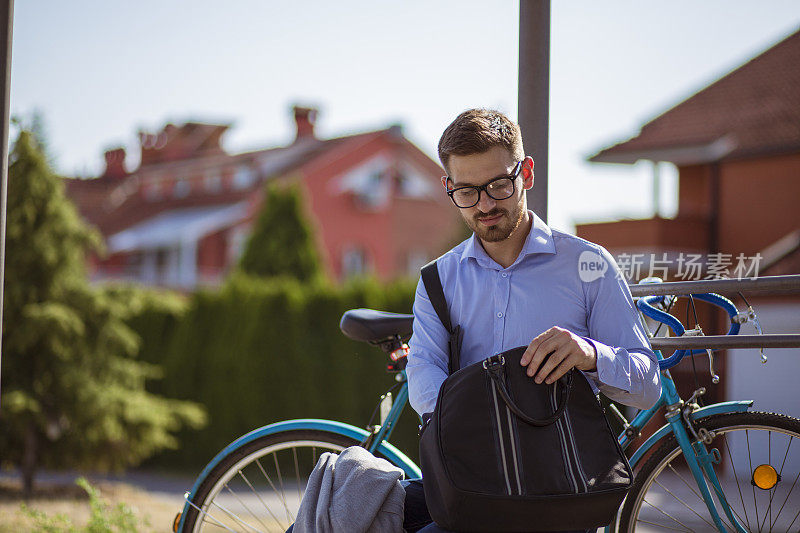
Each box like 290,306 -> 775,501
65,106 -> 462,287
577,29 -> 800,418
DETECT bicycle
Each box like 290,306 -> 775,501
174,288 -> 800,533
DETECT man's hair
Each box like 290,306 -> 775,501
437,109 -> 525,173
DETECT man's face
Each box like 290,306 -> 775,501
443,146 -> 533,243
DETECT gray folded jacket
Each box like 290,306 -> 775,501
293,445 -> 406,533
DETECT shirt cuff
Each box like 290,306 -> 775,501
580,336 -> 632,393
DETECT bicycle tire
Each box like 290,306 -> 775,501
180,429 -> 399,533
618,411 -> 800,533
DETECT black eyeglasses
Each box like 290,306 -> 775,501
445,161 -> 523,208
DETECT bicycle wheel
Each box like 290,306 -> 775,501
618,411 -> 800,533
181,429 -> 392,533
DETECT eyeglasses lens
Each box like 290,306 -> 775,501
452,178 -> 515,207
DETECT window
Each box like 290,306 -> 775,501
204,169 -> 223,193
228,227 -> 249,263
174,178 -> 191,198
144,175 -> 163,201
233,165 -> 256,190
342,246 -> 369,278
396,162 -> 434,199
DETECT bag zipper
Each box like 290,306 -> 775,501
505,405 -> 524,495
552,384 -> 580,493
563,408 -> 589,492
490,379 -> 514,496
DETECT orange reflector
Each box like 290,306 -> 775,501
173,511 -> 182,532
752,464 -> 779,490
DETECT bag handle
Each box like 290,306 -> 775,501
485,357 -> 573,427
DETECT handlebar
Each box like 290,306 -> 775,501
636,292 -> 740,370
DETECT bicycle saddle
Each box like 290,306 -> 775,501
339,308 -> 414,343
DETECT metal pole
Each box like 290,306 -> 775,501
651,334 -> 800,351
0,0 -> 12,407
628,274 -> 800,297
518,0 -> 550,223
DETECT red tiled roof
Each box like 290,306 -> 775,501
66,129 -> 383,236
591,28 -> 800,164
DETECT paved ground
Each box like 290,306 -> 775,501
2,467 -> 797,532
0,469 -> 192,532
0,469 -> 192,505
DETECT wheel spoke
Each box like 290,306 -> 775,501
637,516 -> 695,532
747,429 -> 761,530
667,463 -> 705,502
235,470 -> 283,530
757,475 -> 779,532
767,432 -> 796,531
256,458 -> 295,523
293,447 -> 301,502
641,497 -> 696,532
723,431 -> 752,531
653,478 -> 716,530
184,496 -> 239,532
207,497 -> 265,533
768,431 -> 772,532
272,452 -> 286,507
768,468 -> 800,531
786,507 -> 800,532
778,432 -> 792,476
666,457 -> 742,532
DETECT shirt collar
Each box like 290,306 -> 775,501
460,210 -> 556,268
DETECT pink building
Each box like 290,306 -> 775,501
66,107 -> 462,288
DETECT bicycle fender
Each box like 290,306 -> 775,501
629,401 -> 753,467
178,418 -> 421,531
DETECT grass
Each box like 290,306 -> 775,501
0,477 -> 180,533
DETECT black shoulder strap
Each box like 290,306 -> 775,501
421,260 -> 452,333
421,260 -> 461,375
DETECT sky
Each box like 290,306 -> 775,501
9,1 -> 800,233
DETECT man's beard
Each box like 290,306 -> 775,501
465,202 -> 526,243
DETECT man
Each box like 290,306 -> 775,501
403,109 -> 662,533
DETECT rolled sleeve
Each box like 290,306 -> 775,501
406,276 -> 450,417
582,247 -> 661,410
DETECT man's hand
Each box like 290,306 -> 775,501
520,326 -> 597,384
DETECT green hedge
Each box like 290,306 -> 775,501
130,275 -> 421,470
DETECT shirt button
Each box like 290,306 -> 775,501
501,273 -> 508,278
497,312 -> 503,318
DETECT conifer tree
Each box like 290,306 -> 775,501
0,129 -> 205,496
238,183 -> 322,282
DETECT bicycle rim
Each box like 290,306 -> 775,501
183,430 -> 361,533
620,412 -> 800,533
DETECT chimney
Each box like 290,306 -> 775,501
102,148 -> 127,179
293,106 -> 317,142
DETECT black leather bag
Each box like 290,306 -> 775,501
418,261 -> 632,532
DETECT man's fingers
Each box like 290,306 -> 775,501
532,345 -> 570,383
544,353 -> 578,385
525,335 -> 562,377
521,328 -> 558,366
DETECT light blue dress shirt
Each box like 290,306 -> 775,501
407,211 -> 662,416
